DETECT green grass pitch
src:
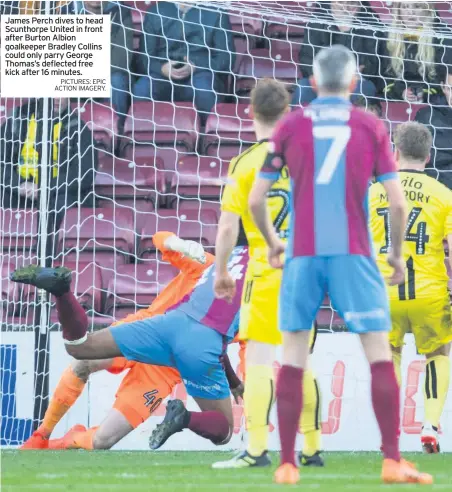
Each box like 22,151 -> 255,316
2,451 -> 451,491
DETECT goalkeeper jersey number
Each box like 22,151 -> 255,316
369,170 -> 452,300
221,139 -> 290,259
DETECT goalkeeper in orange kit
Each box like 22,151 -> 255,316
21,231 -> 244,450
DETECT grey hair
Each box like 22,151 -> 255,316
313,45 -> 357,92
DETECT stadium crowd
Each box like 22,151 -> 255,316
1,1 -> 452,176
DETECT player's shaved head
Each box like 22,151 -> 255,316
313,45 -> 357,93
251,78 -> 290,125
394,122 -> 432,163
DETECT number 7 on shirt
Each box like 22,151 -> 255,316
314,126 -> 351,185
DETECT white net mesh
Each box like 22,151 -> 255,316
1,0 -> 451,447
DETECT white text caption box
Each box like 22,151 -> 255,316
1,15 -> 111,98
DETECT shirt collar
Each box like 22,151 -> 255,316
311,96 -> 351,106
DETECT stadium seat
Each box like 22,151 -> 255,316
0,208 -> 39,254
56,207 -> 136,267
122,145 -> 200,177
71,101 -> 119,154
229,13 -> 263,56
261,1 -> 319,39
4,312 -> 36,329
48,312 -> 117,328
203,104 -> 255,160
229,13 -> 263,37
1,262 -> 19,317
234,49 -> 301,98
368,1 -> 394,23
0,97 -> 29,120
119,1 -> 149,50
96,156 -> 165,207
130,4 -> 145,30
0,253 -> 36,270
263,17 -> 306,40
44,262 -> 103,320
267,38 -> 302,63
176,200 -> 222,224
121,102 -> 200,159
436,1 -> 452,27
168,156 -> 228,202
105,262 -> 178,317
0,254 -> 37,315
381,102 -> 428,132
139,209 -> 218,258
59,262 -> 103,314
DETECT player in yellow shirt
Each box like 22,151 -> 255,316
369,122 -> 452,454
213,79 -> 322,468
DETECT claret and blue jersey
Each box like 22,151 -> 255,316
110,246 -> 248,400
260,97 -> 398,258
260,97 -> 398,334
175,245 -> 248,340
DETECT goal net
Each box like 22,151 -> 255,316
1,0 -> 451,451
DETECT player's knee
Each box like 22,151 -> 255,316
65,344 -> 86,361
211,426 -> 233,446
71,360 -> 93,382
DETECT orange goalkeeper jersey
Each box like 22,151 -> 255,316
116,231 -> 215,325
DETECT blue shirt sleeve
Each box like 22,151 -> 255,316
376,172 -> 398,183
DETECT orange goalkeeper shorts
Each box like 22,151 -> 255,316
107,358 -> 181,428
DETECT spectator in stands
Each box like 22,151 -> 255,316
132,2 -> 235,121
382,2 -> 452,104
0,98 -> 97,254
70,1 -> 134,118
415,68 -> 452,189
292,1 -> 380,105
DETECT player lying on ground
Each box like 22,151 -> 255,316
249,45 -> 432,485
213,78 -> 323,469
13,245 -> 249,448
21,232 -> 245,450
370,121 -> 452,455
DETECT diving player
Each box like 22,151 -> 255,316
12,245 -> 248,449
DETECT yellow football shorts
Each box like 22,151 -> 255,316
389,291 -> 452,354
239,260 -> 283,345
239,260 -> 318,348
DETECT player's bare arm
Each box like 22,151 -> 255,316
382,178 -> 408,285
214,211 -> 240,303
249,176 -> 285,268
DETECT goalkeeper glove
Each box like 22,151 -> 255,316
165,235 -> 206,264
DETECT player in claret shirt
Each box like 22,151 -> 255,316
12,244 -> 249,449
370,122 -> 452,455
213,79 -> 322,469
249,45 -> 432,485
